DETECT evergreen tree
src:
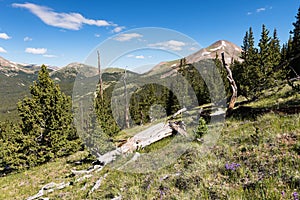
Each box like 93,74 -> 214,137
291,7 -> 300,58
247,27 -> 258,64
17,65 -> 81,166
290,6 -> 300,75
270,29 -> 281,66
286,7 -> 300,91
241,30 -> 249,61
258,24 -> 271,79
233,27 -> 261,99
287,35 -> 293,60
0,122 -> 26,172
94,84 -> 120,137
269,29 -> 284,80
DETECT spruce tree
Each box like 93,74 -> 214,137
290,6 -> 300,75
291,7 -> 300,58
95,84 -> 121,136
241,30 -> 249,61
17,65 -> 81,166
258,24 -> 271,77
286,7 -> 300,91
247,27 -> 258,64
233,27 -> 260,99
270,29 -> 281,66
269,29 -> 283,80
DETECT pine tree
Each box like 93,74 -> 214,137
269,29 -> 281,66
233,27 -> 261,99
290,6 -> 300,75
258,24 -> 272,79
269,29 -> 284,80
291,7 -> 300,58
241,30 -> 249,61
94,84 -> 120,137
17,65 -> 81,166
247,27 -> 258,64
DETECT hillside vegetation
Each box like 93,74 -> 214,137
0,5 -> 300,200
0,82 -> 299,199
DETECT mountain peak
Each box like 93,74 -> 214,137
186,40 -> 242,64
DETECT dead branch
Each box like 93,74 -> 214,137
89,173 -> 108,194
71,164 -> 102,175
26,182 -> 70,200
221,52 -> 237,111
97,50 -> 103,100
123,67 -> 130,128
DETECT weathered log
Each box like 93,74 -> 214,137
97,108 -> 189,164
71,164 -> 102,175
171,107 -> 187,119
26,182 -> 70,200
111,196 -> 122,200
89,173 -> 108,194
169,122 -> 187,136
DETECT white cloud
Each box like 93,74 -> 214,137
0,33 -> 11,40
256,7 -> 266,13
148,40 -> 186,51
114,33 -> 143,41
12,3 -> 112,30
112,26 -> 125,33
24,36 -> 32,41
43,54 -> 56,58
135,55 -> 145,59
0,47 -> 7,53
25,47 -> 47,54
248,6 -> 272,15
94,33 -> 101,38
126,54 -> 145,59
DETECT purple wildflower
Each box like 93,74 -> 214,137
293,192 -> 299,200
281,191 -> 285,196
225,162 -> 241,171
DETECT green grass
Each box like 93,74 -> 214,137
246,82 -> 300,109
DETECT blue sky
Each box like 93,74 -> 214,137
0,0 -> 299,69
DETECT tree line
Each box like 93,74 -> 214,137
233,7 -> 300,99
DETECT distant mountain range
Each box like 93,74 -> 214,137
0,40 -> 242,121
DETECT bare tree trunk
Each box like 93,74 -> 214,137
97,50 -> 103,100
221,52 -> 237,111
123,68 -> 130,128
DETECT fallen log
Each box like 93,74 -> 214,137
169,122 -> 187,136
71,164 -> 102,175
97,108 -> 188,165
26,182 -> 70,200
97,122 -> 174,164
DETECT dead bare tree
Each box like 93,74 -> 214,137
221,52 -> 237,111
123,67 -> 130,128
97,50 -> 103,100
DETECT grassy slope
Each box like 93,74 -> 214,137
0,84 -> 299,200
